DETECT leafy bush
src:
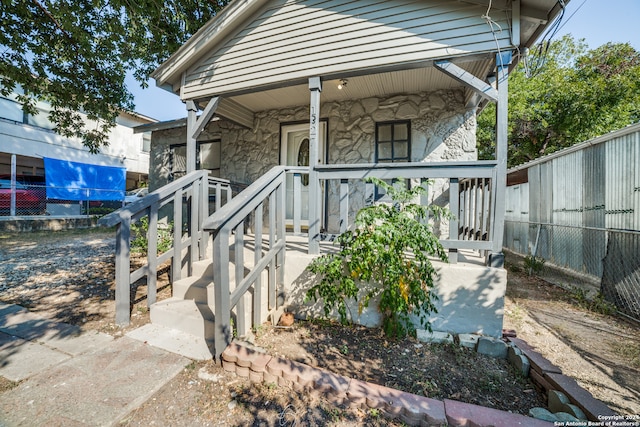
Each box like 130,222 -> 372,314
306,178 -> 449,338
569,286 -> 616,316
88,206 -> 118,216
524,254 -> 545,276
130,217 -> 174,255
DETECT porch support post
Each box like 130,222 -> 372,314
308,77 -> 322,254
489,52 -> 512,268
186,100 -> 198,173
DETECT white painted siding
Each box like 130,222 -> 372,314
183,0 -> 511,98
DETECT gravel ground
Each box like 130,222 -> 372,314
0,228 -> 169,333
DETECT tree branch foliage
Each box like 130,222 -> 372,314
478,35 -> 640,167
0,0 -> 228,152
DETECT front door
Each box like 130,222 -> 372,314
280,122 -> 327,225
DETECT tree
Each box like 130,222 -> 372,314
478,35 -> 640,167
0,1 -> 228,153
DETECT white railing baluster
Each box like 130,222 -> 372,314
234,222 -> 246,337
172,190 -> 183,283
190,182 -> 200,271
293,173 -> 301,234
115,216 -> 131,325
268,191 -> 277,310
200,177 -> 209,259
213,228 -> 231,359
148,206 -> 158,307
276,179 -> 285,307
340,179 -> 349,233
420,178 -> 430,225
449,178 -> 459,264
253,202 -> 264,327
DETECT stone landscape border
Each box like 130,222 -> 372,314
506,336 -> 617,422
222,330 -> 619,427
222,340 -> 547,427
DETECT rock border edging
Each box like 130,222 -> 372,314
221,340 -> 553,427
506,336 -> 618,422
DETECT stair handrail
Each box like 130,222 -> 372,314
99,170 -> 231,325
203,165 -> 289,360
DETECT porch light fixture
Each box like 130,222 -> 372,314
337,79 -> 348,90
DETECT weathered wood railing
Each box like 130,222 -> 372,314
99,171 -> 232,325
202,166 -> 287,360
458,177 -> 492,243
310,161 -> 497,262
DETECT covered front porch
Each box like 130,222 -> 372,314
99,159 -> 505,360
101,0 -> 567,359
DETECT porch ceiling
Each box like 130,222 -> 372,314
222,58 -> 493,113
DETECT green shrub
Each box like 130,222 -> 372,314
569,286 -> 616,315
524,254 -> 545,276
88,206 -> 118,216
130,217 -> 174,255
306,178 -> 449,338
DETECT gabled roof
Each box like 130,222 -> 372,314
152,0 -> 567,112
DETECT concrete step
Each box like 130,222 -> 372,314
190,259 -> 211,279
150,298 -> 215,340
173,260 -> 213,306
126,323 -> 214,360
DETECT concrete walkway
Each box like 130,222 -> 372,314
0,303 -> 188,426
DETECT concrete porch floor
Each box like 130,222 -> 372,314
257,233 -> 507,338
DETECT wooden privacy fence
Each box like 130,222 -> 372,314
99,170 -> 232,325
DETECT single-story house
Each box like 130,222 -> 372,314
112,0 -> 569,359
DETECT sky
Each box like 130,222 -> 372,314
128,0 -> 640,122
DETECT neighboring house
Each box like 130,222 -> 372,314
504,122 -> 640,321
0,85 -> 155,214
106,0 -> 568,359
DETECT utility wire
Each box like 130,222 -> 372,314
556,0 -> 589,34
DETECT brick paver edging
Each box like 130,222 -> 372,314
507,337 -> 617,421
221,342 -> 552,427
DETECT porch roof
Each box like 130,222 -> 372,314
152,0 -> 566,118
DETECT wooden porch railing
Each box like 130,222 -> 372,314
98,171 -> 232,325
308,161 -> 497,261
458,177 -> 492,244
202,166 -> 287,360
203,161 -> 496,357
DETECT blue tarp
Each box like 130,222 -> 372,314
44,158 -> 126,201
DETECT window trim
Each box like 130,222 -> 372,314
375,120 -> 411,163
169,139 -> 221,181
374,121 -> 411,199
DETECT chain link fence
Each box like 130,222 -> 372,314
504,220 -> 640,322
0,182 -> 124,217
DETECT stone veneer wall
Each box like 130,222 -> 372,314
149,89 -> 477,234
148,124 -> 222,192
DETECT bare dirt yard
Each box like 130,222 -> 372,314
1,229 -> 639,425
